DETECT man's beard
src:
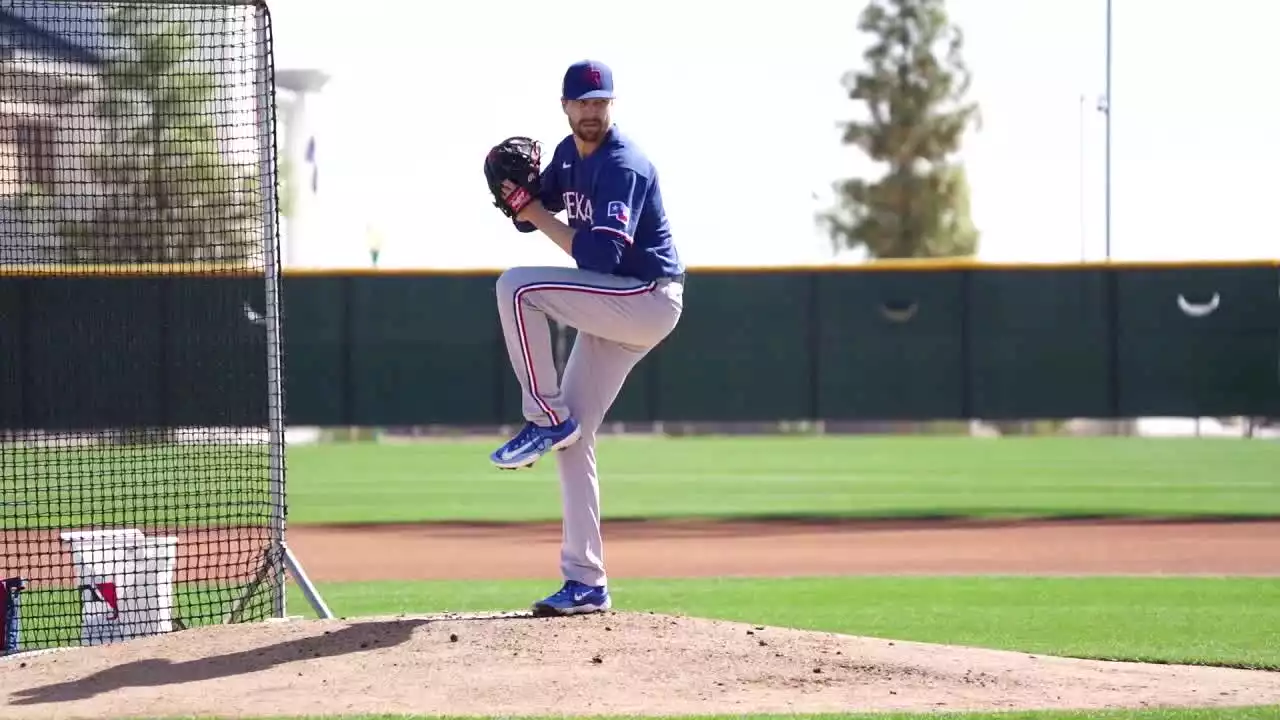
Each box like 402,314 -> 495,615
574,119 -> 604,142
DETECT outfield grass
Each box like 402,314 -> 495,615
6,437 -> 1278,528
286,575 -> 1280,670
283,436 -> 1280,524
1,443 -> 271,529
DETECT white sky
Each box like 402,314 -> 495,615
264,0 -> 1279,269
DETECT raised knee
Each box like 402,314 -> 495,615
495,267 -> 524,301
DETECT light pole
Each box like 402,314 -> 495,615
1079,93 -> 1086,261
1101,0 -> 1112,260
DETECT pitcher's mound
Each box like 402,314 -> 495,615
3,611 -> 1278,718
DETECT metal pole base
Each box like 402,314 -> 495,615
284,542 -> 333,620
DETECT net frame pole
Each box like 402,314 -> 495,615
253,0 -> 330,621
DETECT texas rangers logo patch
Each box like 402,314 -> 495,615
606,201 -> 630,224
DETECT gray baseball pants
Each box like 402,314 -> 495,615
495,266 -> 684,587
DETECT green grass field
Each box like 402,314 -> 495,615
7,435 -> 1279,719
6,436 -> 1278,528
1,443 -> 271,528
283,435 -> 1280,524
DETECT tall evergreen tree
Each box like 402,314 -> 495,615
61,6 -> 263,264
820,0 -> 980,259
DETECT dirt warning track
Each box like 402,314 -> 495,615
286,517 -> 1280,581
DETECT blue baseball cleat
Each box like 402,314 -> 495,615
490,418 -> 581,470
532,580 -> 611,616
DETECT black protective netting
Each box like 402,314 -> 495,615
0,0 -> 284,653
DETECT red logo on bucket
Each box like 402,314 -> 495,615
84,581 -> 120,619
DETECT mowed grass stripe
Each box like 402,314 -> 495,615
5,436 -> 1277,527
282,436 -> 1280,523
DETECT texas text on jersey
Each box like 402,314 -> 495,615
514,125 -> 684,284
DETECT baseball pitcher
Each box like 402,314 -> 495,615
483,59 -> 685,616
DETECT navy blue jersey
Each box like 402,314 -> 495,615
515,125 -> 684,282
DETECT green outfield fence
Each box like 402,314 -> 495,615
3,258 -> 1278,430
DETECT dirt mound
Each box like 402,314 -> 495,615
3,612 -> 1278,718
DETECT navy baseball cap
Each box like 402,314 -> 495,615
562,60 -> 614,100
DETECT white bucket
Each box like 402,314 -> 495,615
59,529 -> 179,646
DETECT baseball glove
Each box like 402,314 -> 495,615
484,136 -> 542,219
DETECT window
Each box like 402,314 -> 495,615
0,123 -> 17,194
15,122 -> 54,187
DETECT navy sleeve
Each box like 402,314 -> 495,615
514,150 -> 565,233
570,167 -> 644,274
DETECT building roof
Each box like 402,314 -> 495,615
276,69 -> 331,94
0,9 -> 105,66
